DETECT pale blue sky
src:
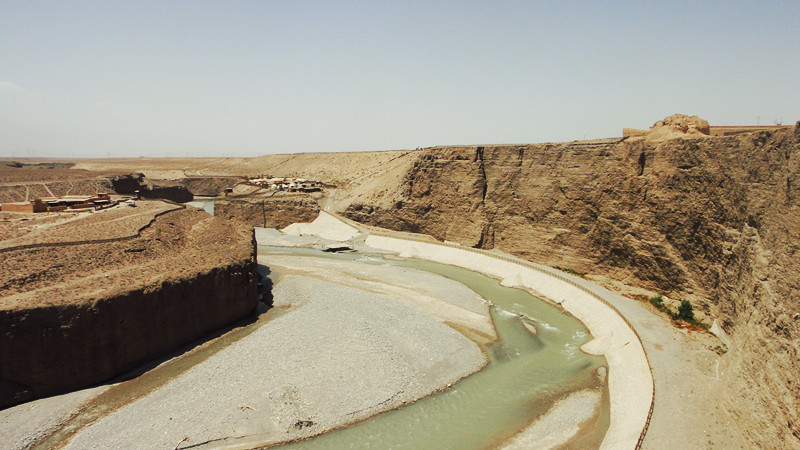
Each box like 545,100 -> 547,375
1,1 -> 798,158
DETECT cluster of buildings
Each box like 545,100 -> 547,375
247,176 -> 322,192
0,193 -> 114,213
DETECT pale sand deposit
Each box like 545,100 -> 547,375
263,254 -> 497,346
502,390 -> 602,449
61,264 -> 488,449
282,211 -> 360,242
0,386 -> 109,449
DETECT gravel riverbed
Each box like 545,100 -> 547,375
59,258 -> 489,449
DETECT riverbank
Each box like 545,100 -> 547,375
364,234 -> 652,449
323,209 -> 743,448
62,261 -> 488,448
1,253 -> 491,448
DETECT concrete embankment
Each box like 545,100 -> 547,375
364,234 -> 653,449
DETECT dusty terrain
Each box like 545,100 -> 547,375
0,202 -> 257,408
2,117 -> 798,448
70,150 -> 417,210
0,201 -> 177,250
79,120 -> 796,448
0,166 -> 117,204
0,164 -> 193,204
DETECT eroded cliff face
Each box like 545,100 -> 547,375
215,196 -> 321,229
344,126 -> 800,447
0,208 -> 258,409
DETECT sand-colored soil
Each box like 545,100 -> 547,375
0,204 -> 252,309
0,201 -> 175,250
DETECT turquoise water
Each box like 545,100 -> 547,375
259,247 -> 609,449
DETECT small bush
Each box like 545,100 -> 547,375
649,294 -> 672,316
677,299 -> 695,321
645,295 -> 708,330
555,266 -> 587,278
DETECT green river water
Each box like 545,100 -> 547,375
260,247 -> 609,449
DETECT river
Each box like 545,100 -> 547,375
259,246 -> 609,448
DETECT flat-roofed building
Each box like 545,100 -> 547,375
0,199 -> 47,213
3,193 -> 115,213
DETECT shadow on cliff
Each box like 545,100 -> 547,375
257,263 -> 274,308
22,266 -> 277,446
104,266 -> 275,386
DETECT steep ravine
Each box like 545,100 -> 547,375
343,125 -> 800,447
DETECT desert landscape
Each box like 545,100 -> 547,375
0,115 -> 799,449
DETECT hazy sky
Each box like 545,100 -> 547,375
1,1 -> 798,158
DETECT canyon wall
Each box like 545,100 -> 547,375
175,176 -> 245,196
0,208 -> 258,409
215,196 -> 321,229
0,259 -> 257,408
343,126 -> 800,447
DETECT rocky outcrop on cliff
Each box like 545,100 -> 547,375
215,195 -> 321,229
623,113 -> 711,140
0,207 -> 257,408
343,125 -> 800,447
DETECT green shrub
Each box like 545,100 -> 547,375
677,299 -> 694,321
555,266 -> 587,278
649,294 -> 671,315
